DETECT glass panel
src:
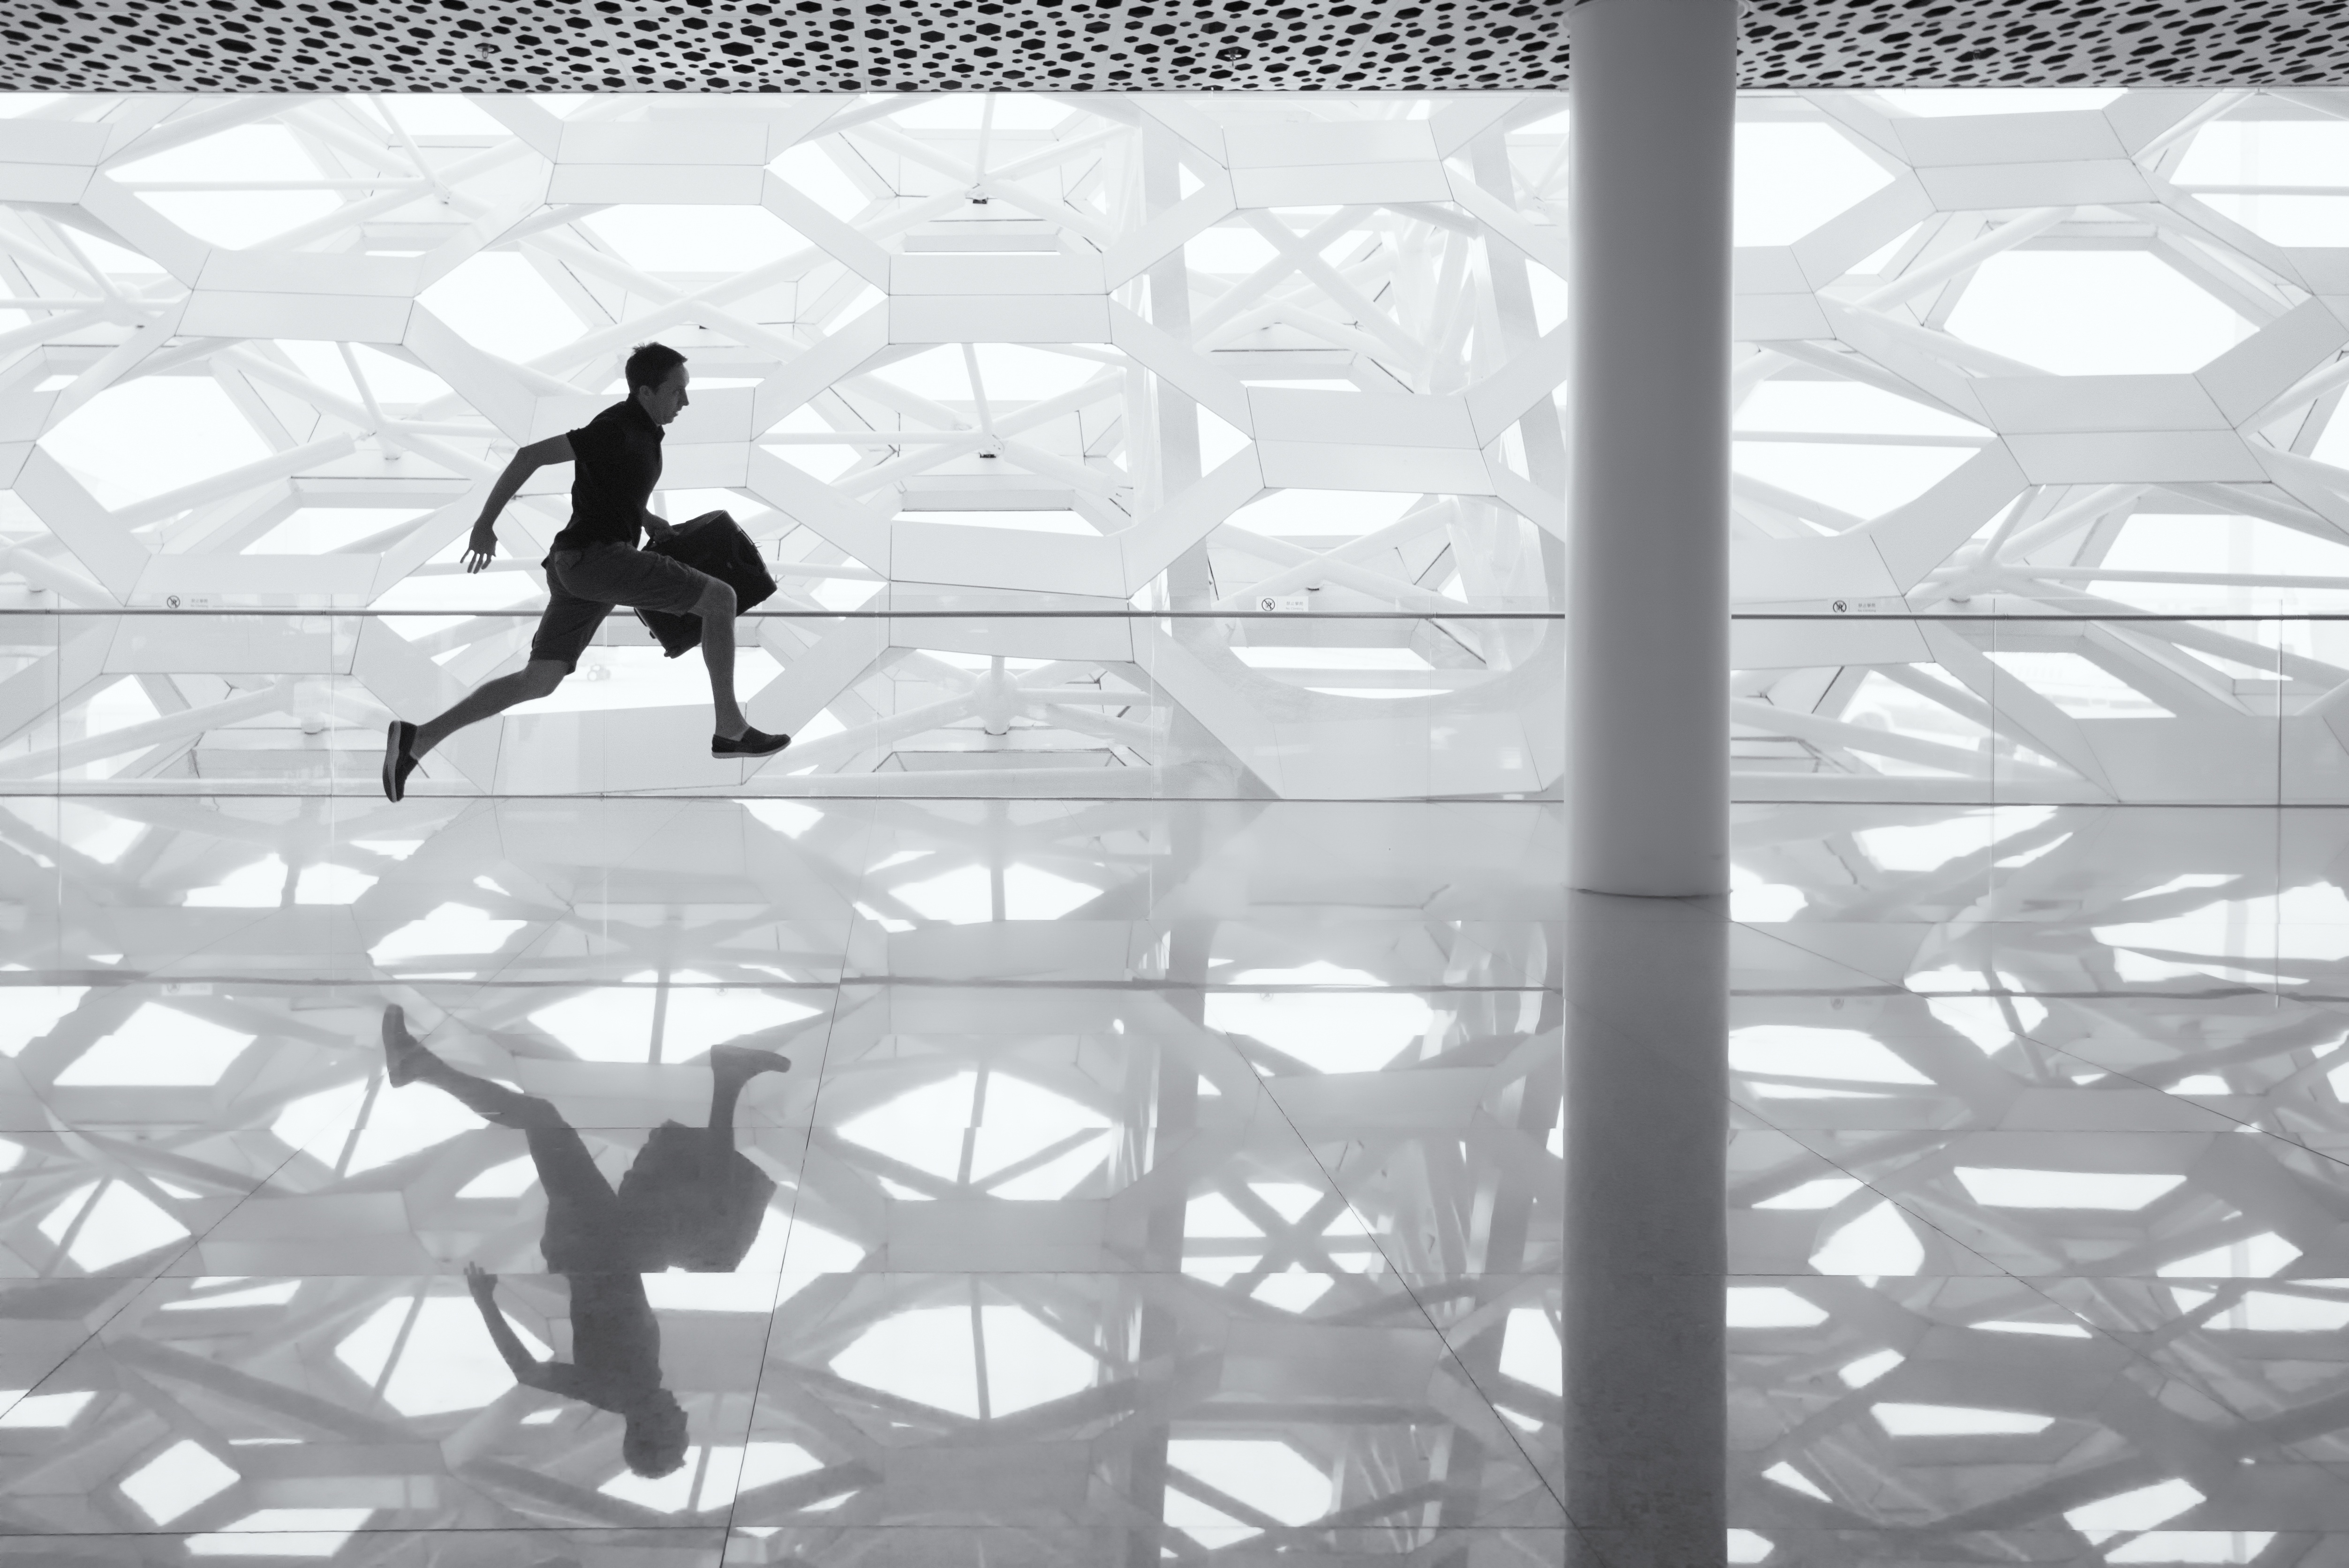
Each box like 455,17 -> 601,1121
1734,611 -> 2310,808
0,609 -> 1560,799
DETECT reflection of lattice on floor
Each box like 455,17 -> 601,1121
0,796 -> 1563,1549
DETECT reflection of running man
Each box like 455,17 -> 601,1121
381,1004 -> 789,1477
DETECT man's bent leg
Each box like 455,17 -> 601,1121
386,561 -> 604,800
384,1004 -> 545,1127
413,659 -> 568,759
695,578 -> 746,739
691,579 -> 788,757
703,1044 -> 792,1180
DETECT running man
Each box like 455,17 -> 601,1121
381,342 -> 788,801
381,1004 -> 790,1477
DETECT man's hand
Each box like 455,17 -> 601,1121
464,1261 -> 498,1300
462,436 -> 568,572
461,521 -> 498,573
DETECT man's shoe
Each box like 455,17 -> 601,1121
713,726 -> 791,759
382,1004 -> 424,1086
710,1043 -> 793,1083
382,720 -> 419,802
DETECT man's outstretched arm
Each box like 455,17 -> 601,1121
463,435 -> 573,573
463,1262 -> 579,1396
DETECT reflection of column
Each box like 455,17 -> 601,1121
1566,0 -> 1737,1563
1565,892 -> 1727,1566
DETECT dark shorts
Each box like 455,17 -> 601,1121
529,544 -> 714,673
530,1118 -> 740,1273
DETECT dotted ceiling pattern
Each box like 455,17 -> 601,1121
1,0 -> 2346,95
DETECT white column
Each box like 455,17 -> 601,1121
1568,0 -> 1736,901
1564,3 -> 1737,1565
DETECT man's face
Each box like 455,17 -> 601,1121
637,364 -> 690,425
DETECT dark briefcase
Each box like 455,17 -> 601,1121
636,510 -> 778,657
614,1121 -> 781,1272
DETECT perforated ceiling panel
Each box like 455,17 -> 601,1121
1,0 -> 2345,95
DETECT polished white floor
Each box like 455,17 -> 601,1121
0,796 -> 1561,1565
1729,804 -> 2349,1568
7,796 -> 2349,1563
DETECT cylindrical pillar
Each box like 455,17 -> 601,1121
1568,0 -> 1736,900
1564,3 -> 1737,1564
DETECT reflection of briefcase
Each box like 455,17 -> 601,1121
615,1122 -> 779,1272
636,511 -> 778,658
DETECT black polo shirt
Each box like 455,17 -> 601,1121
549,397 -> 663,551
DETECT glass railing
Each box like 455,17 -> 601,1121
0,605 -> 1563,798
13,599 -> 2345,803
1733,606 -> 2331,806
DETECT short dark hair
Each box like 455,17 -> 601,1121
624,342 -> 687,395
621,1395 -> 688,1477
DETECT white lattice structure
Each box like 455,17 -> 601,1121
0,93 -> 1570,799
1728,88 -> 2349,804
7,89 -> 2349,802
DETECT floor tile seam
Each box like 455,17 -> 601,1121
1730,799 -> 2349,808
8,791 -> 1579,804
1241,1049 -> 1573,1527
1899,981 -> 2349,1184
715,916 -> 860,1536
1733,977 -> 2349,1003
1766,1033 -> 2349,1314
0,1135 -> 313,1424
1726,1093 -> 2074,1309
0,1524 -> 732,1537
101,784 -> 2349,807
1734,916 -> 2349,1163
2002,1022 -> 2349,1169
1727,1091 -> 2306,1440
1737,1089 -> 2153,1297
473,792 -> 680,993
14,972 -> 1559,1000
108,1266 -> 1554,1281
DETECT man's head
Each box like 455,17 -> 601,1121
621,1389 -> 690,1477
625,342 -> 690,426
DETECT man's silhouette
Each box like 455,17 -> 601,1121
381,341 -> 787,801
381,1004 -> 788,1476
